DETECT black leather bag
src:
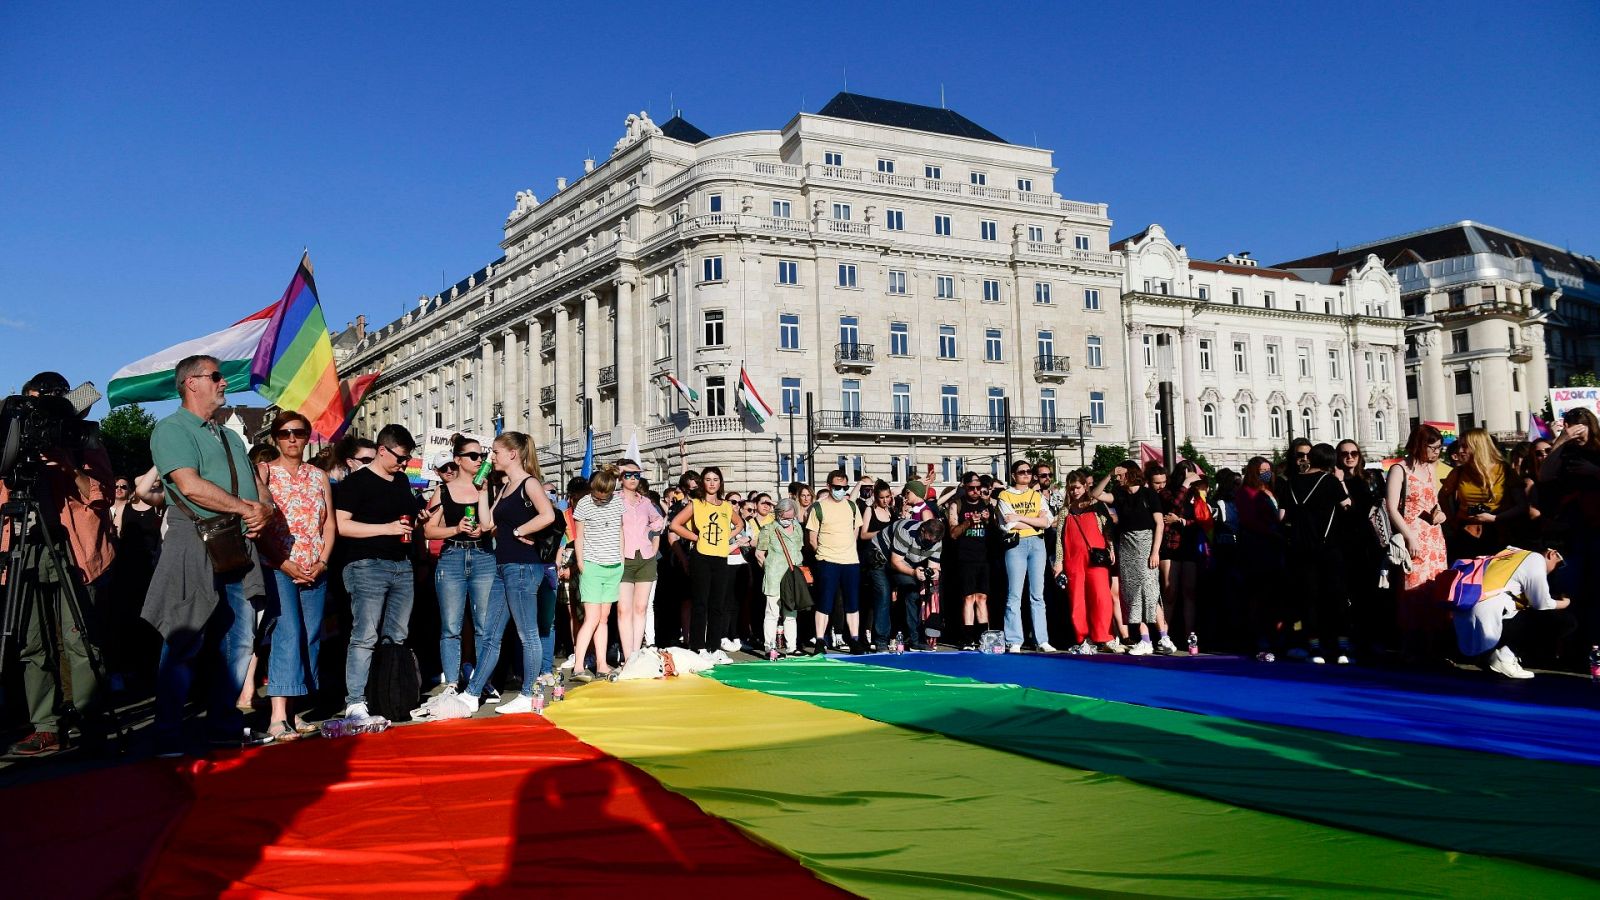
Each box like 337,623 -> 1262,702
169,431 -> 252,576
1073,514 -> 1113,568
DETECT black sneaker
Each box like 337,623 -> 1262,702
209,728 -> 275,749
804,638 -> 825,657
7,731 -> 64,757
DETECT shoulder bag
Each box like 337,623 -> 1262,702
169,430 -> 253,577
1072,513 -> 1113,568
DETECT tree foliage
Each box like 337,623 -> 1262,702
1176,439 -> 1214,479
1090,444 -> 1129,479
99,403 -> 157,478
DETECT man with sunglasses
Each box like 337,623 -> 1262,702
143,355 -> 276,754
333,423 -> 420,721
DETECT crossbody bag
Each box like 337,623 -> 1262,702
168,430 -> 253,576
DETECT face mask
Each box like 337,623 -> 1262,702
1259,470 -> 1273,484
778,517 -> 795,528
831,487 -> 849,501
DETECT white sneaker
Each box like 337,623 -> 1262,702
1487,646 -> 1534,680
1099,641 -> 1128,654
1036,642 -> 1058,653
720,638 -> 742,653
1156,636 -> 1179,655
1006,644 -> 1023,654
559,655 -> 576,670
343,701 -> 370,721
495,692 -> 539,715
1335,654 -> 1351,665
428,692 -> 479,720
1127,640 -> 1154,656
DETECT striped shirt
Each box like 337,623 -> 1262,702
573,494 -> 625,566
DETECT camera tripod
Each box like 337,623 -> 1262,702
0,473 -> 126,755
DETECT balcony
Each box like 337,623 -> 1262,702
813,409 -> 1069,442
540,385 -> 555,407
540,332 -> 555,357
1509,343 -> 1534,363
1033,354 -> 1072,381
599,364 -> 617,391
834,342 -> 876,372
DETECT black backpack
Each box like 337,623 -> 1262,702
368,638 -> 422,722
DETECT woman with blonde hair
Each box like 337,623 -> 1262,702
571,464 -> 626,681
1440,428 -> 1525,561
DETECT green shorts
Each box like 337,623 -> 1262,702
622,555 -> 658,583
579,561 -> 623,604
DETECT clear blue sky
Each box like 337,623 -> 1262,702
4,1 -> 1597,410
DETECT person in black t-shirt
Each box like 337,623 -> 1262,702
333,424 -> 421,719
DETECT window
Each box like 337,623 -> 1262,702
980,220 -> 998,241
839,315 -> 859,348
1300,408 -> 1315,437
892,383 -> 912,428
702,310 -> 725,347
987,388 -> 1007,431
1037,330 -> 1055,360
1034,282 -> 1052,304
936,275 -> 955,299
885,208 -> 905,231
938,325 -> 957,359
1455,370 -> 1472,395
1323,298 -> 1334,315
1332,408 -> 1345,440
890,322 -> 909,356
771,199 -> 792,219
778,259 -> 798,285
708,193 -> 722,213
877,158 -> 895,174
1294,294 -> 1306,312
1451,330 -> 1468,353
1202,404 -> 1217,437
657,319 -> 672,359
1236,404 -> 1251,438
1270,406 -> 1284,439
1027,225 -> 1045,242
1297,346 -> 1311,378
1084,288 -> 1101,310
1142,333 -> 1154,367
832,202 -> 851,221
1086,335 -> 1103,368
1197,285 -> 1210,301
924,164 -> 941,180
982,279 -> 1001,302
1090,391 -> 1106,425
779,313 -> 800,349
1378,352 -> 1389,380
888,269 -> 907,295
934,214 -> 952,236
1040,388 -> 1057,429
970,171 -> 987,186
1328,348 -> 1341,380
1233,341 -> 1248,374
1198,339 -> 1213,371
841,379 -> 861,424
1374,410 -> 1387,443
1513,367 -> 1522,392
1074,234 -> 1090,251
1266,343 -> 1280,376
705,375 -> 727,416
1143,278 -> 1171,294
838,263 -> 858,288
701,256 -> 723,283
1364,351 -> 1375,382
1230,288 -> 1243,305
941,385 -> 960,427
1017,177 -> 1033,192
824,150 -> 843,167
985,328 -> 1003,362
781,377 -> 801,415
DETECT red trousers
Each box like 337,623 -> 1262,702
1062,514 -> 1114,643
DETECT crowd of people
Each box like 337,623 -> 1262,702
4,354 -> 1597,758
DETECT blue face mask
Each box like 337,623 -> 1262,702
1259,470 -> 1273,484
831,487 -> 849,501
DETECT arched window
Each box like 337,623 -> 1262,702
1202,403 -> 1217,437
1270,406 -> 1284,439
1374,410 -> 1387,443
1301,407 -> 1315,438
1237,404 -> 1252,438
1332,408 -> 1345,440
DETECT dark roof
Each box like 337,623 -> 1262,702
659,115 -> 712,144
815,92 -> 1007,144
1110,227 -> 1152,251
1276,222 -> 1600,283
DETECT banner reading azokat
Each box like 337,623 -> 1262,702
1549,387 -> 1600,426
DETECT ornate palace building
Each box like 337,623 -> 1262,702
1119,225 -> 1408,465
340,94 -> 1126,487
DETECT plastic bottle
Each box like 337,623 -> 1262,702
472,457 -> 494,487
533,692 -> 546,714
892,632 -> 905,655
552,676 -> 566,702
317,717 -> 350,739
1187,632 -> 1199,657
1590,645 -> 1600,683
357,717 -> 391,735
774,622 -> 786,659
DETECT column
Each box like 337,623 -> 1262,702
615,274 -> 638,435
478,338 -> 494,432
502,327 -> 520,435
1416,326 -> 1451,425
1177,327 -> 1200,441
1126,324 -> 1148,442
527,316 -> 545,445
1349,340 -> 1368,446
583,290 -> 600,430
555,301 -> 572,445
1526,321 -> 1550,415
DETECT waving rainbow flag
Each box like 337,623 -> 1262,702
250,253 -> 346,439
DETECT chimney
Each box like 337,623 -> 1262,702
583,158 -> 595,174
356,314 -> 367,340
556,177 -> 568,192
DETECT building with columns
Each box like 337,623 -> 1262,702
340,94 -> 1126,489
1117,225 -> 1407,465
1277,222 -> 1600,440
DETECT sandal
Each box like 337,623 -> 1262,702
266,720 -> 299,743
293,716 -> 319,735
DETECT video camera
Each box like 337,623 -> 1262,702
0,380 -> 102,484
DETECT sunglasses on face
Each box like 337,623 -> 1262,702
622,471 -> 641,479
1339,451 -> 1360,458
1294,452 -> 1310,459
274,427 -> 309,440
114,484 -> 132,491
188,370 -> 225,383
437,463 -> 459,475
457,451 -> 484,462
383,446 -> 412,464
354,455 -> 377,465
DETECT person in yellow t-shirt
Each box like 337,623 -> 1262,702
997,459 -> 1056,653
805,469 -> 863,654
668,466 -> 743,653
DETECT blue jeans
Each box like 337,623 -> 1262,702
891,572 -> 923,645
467,563 -> 546,699
1003,535 -> 1049,647
435,546 -> 504,685
343,558 -> 414,706
865,565 -> 892,640
155,576 -> 255,741
265,569 -> 327,697
537,578 -> 558,677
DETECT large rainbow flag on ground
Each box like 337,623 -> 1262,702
249,254 -> 346,439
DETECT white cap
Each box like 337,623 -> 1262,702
429,448 -> 456,471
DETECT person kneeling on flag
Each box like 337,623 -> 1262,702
1449,547 -> 1575,679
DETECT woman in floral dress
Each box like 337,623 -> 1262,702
1386,423 -> 1448,659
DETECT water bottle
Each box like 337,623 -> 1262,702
1590,645 -> 1600,683
552,676 -> 566,702
317,717 -> 350,739
774,622 -> 786,658
892,632 -> 905,655
356,717 -> 391,735
1187,632 -> 1199,657
533,692 -> 546,715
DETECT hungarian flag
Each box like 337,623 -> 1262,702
737,367 -> 774,426
108,304 -> 276,406
659,371 -> 699,414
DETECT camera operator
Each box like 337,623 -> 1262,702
141,355 -> 276,755
1,371 -> 116,757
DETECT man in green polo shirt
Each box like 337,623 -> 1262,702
141,354 -> 275,754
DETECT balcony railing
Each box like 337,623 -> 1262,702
1034,354 -> 1072,377
599,364 -> 617,389
814,409 -> 1069,438
1509,343 -> 1534,363
834,342 -> 876,368
540,385 -> 555,406
540,333 -> 555,356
